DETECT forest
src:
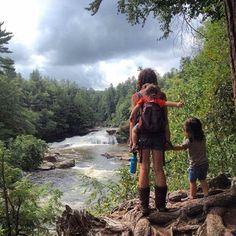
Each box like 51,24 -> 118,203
0,10 -> 236,236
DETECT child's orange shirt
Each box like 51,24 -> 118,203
137,96 -> 166,107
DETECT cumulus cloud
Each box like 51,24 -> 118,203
2,0 -> 192,88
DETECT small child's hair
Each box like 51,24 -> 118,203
141,83 -> 151,89
145,84 -> 161,98
184,117 -> 205,141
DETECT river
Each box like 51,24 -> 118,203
29,129 -> 129,209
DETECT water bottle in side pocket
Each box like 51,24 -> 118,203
130,152 -> 137,174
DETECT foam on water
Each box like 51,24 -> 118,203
49,129 -> 118,149
73,165 -> 116,180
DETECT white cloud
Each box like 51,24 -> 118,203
0,0 -> 194,89
0,0 -> 43,47
98,59 -> 139,87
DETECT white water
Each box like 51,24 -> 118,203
30,129 -> 128,209
49,129 -> 118,149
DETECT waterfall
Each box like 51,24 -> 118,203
31,128 -> 126,209
49,129 -> 118,149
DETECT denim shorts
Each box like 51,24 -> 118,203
188,162 -> 209,182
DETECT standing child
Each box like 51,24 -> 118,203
129,84 -> 183,152
172,117 -> 209,200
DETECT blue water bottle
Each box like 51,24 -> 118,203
130,152 -> 137,174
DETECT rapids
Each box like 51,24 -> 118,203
30,128 -> 128,209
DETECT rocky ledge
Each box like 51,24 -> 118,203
56,174 -> 236,236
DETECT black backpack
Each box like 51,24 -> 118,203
139,102 -> 166,133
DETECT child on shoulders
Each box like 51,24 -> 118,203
129,84 -> 184,152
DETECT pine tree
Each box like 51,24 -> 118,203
0,22 -> 15,76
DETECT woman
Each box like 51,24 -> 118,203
129,68 -> 170,215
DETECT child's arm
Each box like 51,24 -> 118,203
165,101 -> 184,108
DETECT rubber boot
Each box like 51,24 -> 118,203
155,185 -> 168,212
138,187 -> 150,216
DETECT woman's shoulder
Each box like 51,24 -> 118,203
132,91 -> 143,105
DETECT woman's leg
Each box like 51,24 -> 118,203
138,149 -> 151,215
152,149 -> 168,211
152,149 -> 166,186
138,149 -> 150,187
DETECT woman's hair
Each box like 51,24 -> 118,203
184,117 -> 205,141
145,84 -> 161,98
137,68 -> 158,91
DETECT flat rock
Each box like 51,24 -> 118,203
38,161 -> 55,171
101,152 -> 130,161
55,159 -> 75,169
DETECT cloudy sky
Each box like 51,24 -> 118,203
0,0 -> 193,89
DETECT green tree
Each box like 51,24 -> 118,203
164,19 -> 236,183
0,142 -> 62,235
105,84 -> 116,121
8,135 -> 48,171
0,75 -> 36,140
0,22 -> 15,77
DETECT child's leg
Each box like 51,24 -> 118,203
200,180 -> 208,197
189,181 -> 197,199
188,167 -> 197,199
131,125 -> 138,151
198,163 -> 209,197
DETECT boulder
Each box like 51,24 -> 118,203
101,152 -> 130,161
106,129 -> 117,135
43,154 -> 58,162
209,173 -> 231,189
55,159 -> 75,169
38,161 -> 55,171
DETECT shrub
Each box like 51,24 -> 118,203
8,135 -> 48,171
0,141 -> 62,235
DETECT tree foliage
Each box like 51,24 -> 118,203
87,0 -> 224,38
0,142 -> 62,236
0,22 -> 15,76
7,135 -> 48,171
163,19 -> 236,185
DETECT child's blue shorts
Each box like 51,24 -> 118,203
188,162 -> 209,182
